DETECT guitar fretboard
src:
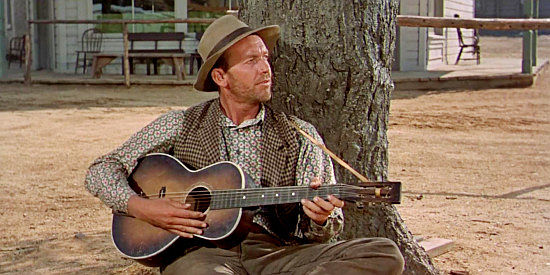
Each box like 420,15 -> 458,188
209,185 -> 356,209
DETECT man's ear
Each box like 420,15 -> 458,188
211,68 -> 227,89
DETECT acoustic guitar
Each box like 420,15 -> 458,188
111,153 -> 401,266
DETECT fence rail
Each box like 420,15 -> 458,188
397,15 -> 550,30
28,18 -> 216,24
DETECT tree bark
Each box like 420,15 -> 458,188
238,1 -> 439,274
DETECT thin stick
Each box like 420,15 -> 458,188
289,121 -> 370,183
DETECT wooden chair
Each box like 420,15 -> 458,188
454,14 -> 480,65
5,36 -> 25,68
455,28 -> 480,65
75,28 -> 103,74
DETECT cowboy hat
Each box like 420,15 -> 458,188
194,15 -> 280,92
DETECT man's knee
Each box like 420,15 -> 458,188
367,237 -> 404,274
347,237 -> 404,274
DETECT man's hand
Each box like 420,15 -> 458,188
301,178 -> 345,225
127,195 -> 207,238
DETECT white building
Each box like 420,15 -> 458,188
3,0 -> 231,74
394,0 -> 476,71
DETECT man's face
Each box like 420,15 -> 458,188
221,35 -> 272,104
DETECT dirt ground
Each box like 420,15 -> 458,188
0,36 -> 548,274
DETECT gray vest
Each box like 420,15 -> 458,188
173,99 -> 301,241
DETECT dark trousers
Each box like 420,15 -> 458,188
162,233 -> 404,275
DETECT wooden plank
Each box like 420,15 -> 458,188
29,18 -> 216,24
128,53 -> 189,58
398,16 -> 550,30
418,238 -> 455,257
27,16 -> 550,31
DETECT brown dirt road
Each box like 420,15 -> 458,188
0,36 -> 548,274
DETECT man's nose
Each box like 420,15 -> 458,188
258,58 -> 271,74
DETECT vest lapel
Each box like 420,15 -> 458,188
173,99 -> 221,169
197,101 -> 222,164
260,107 -> 299,187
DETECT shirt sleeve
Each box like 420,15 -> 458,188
84,110 -> 186,213
292,118 -> 344,243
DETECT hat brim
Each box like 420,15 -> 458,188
194,25 -> 280,92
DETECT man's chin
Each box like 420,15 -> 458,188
259,90 -> 272,103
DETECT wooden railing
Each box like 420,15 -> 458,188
397,16 -> 550,30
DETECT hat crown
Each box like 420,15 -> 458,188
198,15 -> 249,61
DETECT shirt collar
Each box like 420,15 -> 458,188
221,104 -> 265,129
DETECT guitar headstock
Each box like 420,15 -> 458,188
343,181 -> 401,205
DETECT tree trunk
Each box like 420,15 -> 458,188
238,1 -> 439,274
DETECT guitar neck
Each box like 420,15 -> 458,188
208,183 -> 398,209
210,185 -> 344,209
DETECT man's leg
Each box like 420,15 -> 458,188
241,233 -> 404,275
162,247 -> 247,275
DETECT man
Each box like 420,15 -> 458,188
85,15 -> 404,274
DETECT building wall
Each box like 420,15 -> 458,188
13,0 -> 28,37
399,0 -> 428,71
53,0 -> 91,73
4,0 -> 27,52
442,0 -> 475,65
397,0 -> 475,71
36,0 -> 55,70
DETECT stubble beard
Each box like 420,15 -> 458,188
258,87 -> 272,103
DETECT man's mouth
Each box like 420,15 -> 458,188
258,79 -> 271,85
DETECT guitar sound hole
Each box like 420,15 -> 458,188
187,187 -> 211,213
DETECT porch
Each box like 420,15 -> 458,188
392,57 -> 549,91
1,57 -> 547,91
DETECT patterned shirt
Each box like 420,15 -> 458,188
85,102 -> 343,243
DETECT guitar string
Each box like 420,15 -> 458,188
140,188 -> 387,200
142,190 -> 363,199
141,191 -> 384,201
140,194 -> 375,207
139,192 -> 383,209
138,185 -> 376,199
138,184 -> 377,197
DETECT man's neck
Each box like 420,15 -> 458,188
219,96 -> 260,125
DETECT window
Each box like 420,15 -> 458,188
187,0 -> 237,33
93,0 -> 175,33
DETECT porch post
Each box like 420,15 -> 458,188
24,23 -> 32,85
123,22 -> 130,87
532,0 -> 539,66
522,0 -> 534,74
0,0 -> 7,78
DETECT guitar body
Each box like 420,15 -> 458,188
112,153 -> 249,266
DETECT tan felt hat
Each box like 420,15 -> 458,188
193,15 -> 280,92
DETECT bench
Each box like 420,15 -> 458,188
128,32 -> 186,75
91,53 -> 186,80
